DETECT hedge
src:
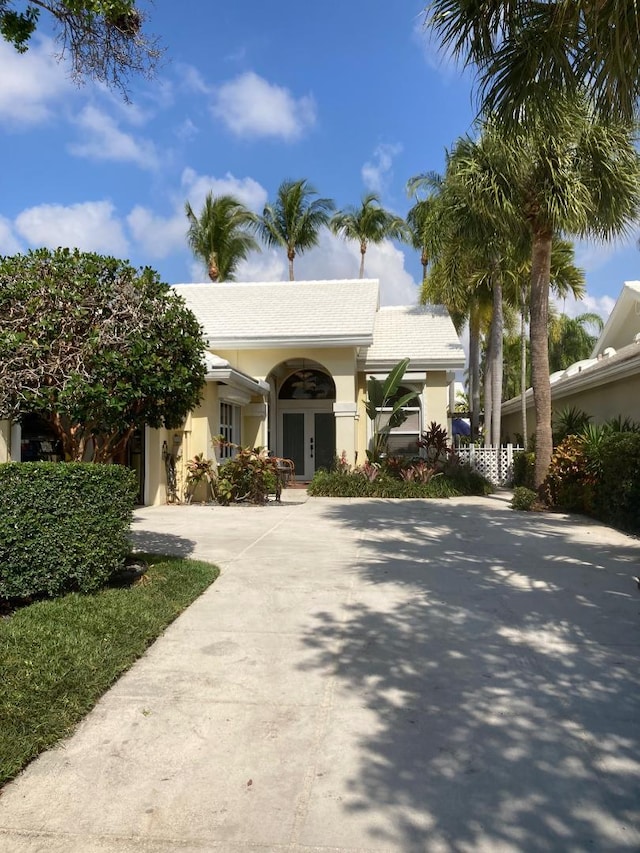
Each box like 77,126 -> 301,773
0,463 -> 137,599
592,432 -> 640,534
308,468 -> 492,498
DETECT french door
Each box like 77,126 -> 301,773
280,408 -> 335,480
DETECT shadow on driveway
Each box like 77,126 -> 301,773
299,498 -> 640,851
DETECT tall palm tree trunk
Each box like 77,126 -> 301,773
468,304 -> 481,442
530,230 -> 553,488
484,332 -> 493,448
520,282 -> 528,450
490,275 -> 503,447
359,243 -> 367,278
288,250 -> 295,281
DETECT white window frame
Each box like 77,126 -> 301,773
219,401 -> 241,459
372,384 -> 423,457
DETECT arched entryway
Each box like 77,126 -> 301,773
268,361 -> 336,480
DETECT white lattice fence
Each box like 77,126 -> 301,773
456,444 -> 522,486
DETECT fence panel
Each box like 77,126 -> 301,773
456,444 -> 521,486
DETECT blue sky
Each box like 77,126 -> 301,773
0,0 -> 637,319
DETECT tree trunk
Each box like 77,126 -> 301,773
359,243 -> 366,279
288,249 -> 295,281
520,282 -> 528,451
207,253 -> 219,283
530,230 -> 554,488
484,330 -> 493,448
468,303 -> 481,442
490,274 -> 503,447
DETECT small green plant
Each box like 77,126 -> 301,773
364,358 -> 414,462
512,450 -> 535,488
214,444 -> 279,504
511,486 -> 538,511
417,421 -> 451,462
553,406 -> 591,445
185,453 -> 216,503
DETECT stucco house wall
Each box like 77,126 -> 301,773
502,281 -> 640,442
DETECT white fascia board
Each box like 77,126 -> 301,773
359,358 -> 466,372
206,367 -> 269,397
206,334 -> 373,350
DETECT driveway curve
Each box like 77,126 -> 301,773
1,492 -> 639,852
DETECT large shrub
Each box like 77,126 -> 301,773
541,435 -> 592,512
0,463 -> 136,599
592,432 -> 640,534
512,451 -> 535,489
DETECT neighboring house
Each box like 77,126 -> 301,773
0,278 -> 465,504
502,280 -> 640,442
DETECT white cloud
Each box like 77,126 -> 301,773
551,292 -> 616,324
236,247 -> 286,282
181,167 -> 267,212
237,228 -> 419,304
127,168 -> 268,260
211,71 -> 316,141
15,201 -> 129,255
69,105 -> 159,169
127,205 -> 188,259
0,37 -> 71,124
361,143 -> 403,194
0,216 -> 22,254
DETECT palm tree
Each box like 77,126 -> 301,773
330,192 -> 406,278
548,312 -> 604,373
406,173 -> 444,283
457,111 -> 640,486
257,179 -> 334,281
425,1 -> 640,126
185,193 -> 259,283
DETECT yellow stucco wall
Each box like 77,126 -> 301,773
501,370 -> 640,443
424,371 -> 449,427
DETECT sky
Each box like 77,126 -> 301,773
1,0 -> 638,323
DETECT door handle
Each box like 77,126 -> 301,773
310,436 -> 314,458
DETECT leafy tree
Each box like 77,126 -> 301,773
0,1 -> 161,96
330,192 -> 406,278
258,179 -> 334,281
0,248 -> 206,461
185,193 -> 259,283
425,0 -> 640,126
548,312 -> 603,373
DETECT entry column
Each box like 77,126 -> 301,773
332,402 -> 358,466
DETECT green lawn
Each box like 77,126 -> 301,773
0,555 -> 219,786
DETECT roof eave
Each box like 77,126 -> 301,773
207,334 -> 373,350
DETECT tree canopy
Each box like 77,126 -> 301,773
0,248 -> 206,461
0,0 -> 161,96
425,0 -> 640,126
185,193 -> 259,282
258,179 -> 334,281
330,192 -> 406,278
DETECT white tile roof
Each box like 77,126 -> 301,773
174,279 -> 380,348
359,304 -> 465,370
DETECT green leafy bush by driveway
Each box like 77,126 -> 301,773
0,462 -> 136,599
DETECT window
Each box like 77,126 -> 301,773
219,402 -> 240,458
376,386 -> 422,457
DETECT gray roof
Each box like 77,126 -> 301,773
174,280 -> 380,349
359,305 -> 465,371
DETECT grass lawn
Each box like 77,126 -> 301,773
0,554 -> 219,787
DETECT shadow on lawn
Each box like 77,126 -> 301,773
300,498 -> 640,851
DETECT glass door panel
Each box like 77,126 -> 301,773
314,412 -> 336,472
282,412 -> 305,477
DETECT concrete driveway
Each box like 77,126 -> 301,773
1,491 -> 639,852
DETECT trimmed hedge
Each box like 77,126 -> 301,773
308,468 -> 492,498
0,463 -> 137,599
